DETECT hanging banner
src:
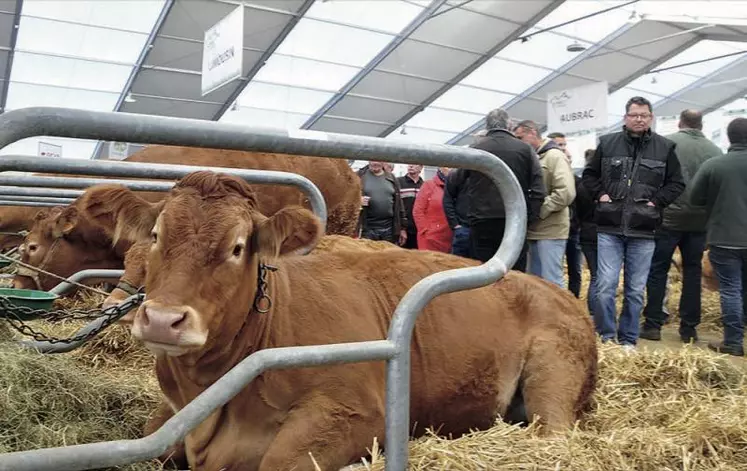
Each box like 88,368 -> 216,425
38,141 -> 62,158
201,5 -> 244,96
108,141 -> 130,160
546,81 -> 608,134
655,115 -> 680,136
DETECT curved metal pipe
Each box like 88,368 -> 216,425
0,195 -> 76,205
48,269 -> 125,296
0,186 -> 84,199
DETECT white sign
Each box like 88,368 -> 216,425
546,81 -> 608,134
108,141 -> 130,160
655,115 -> 680,137
201,5 -> 244,96
38,141 -> 62,158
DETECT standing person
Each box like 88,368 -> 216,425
547,131 -> 583,296
412,167 -> 452,253
397,164 -> 424,249
582,96 -> 685,349
356,161 -> 408,246
576,149 -> 599,316
442,166 -> 471,258
463,108 -> 546,268
689,117 -> 747,357
514,121 -> 576,288
640,109 -> 723,343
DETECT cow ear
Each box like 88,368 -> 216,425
78,184 -> 164,246
51,206 -> 78,238
255,206 -> 323,258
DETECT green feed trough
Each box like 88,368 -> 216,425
0,288 -> 58,318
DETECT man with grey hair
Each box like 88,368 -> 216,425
461,108 -> 546,268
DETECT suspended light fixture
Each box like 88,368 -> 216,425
567,41 -> 586,52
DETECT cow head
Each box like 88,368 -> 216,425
12,202 -> 126,292
77,171 -> 323,358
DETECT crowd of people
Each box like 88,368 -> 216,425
356,95 -> 747,357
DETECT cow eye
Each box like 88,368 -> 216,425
151,232 -> 157,244
232,244 -> 243,257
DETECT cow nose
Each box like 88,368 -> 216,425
135,303 -> 188,345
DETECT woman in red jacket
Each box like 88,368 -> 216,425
412,167 -> 453,253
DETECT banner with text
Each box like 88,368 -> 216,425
38,141 -> 62,158
547,81 -> 608,134
201,5 -> 244,96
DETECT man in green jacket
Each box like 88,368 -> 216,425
640,110 -> 723,343
689,117 -> 747,357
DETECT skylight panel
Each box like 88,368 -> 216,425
632,1 -> 747,27
19,0 -> 165,33
11,52 -> 132,94
429,85 -> 515,115
406,107 -> 484,134
460,58 -> 552,94
497,30 -> 594,70
533,0 -> 631,43
385,126 -> 457,144
304,0 -> 423,33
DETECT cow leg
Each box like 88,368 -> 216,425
259,397 -> 383,471
520,340 -> 587,435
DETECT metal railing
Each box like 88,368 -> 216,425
0,107 -> 527,471
48,269 -> 125,296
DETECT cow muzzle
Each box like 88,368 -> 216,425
132,301 -> 207,356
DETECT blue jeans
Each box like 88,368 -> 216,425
581,242 -> 598,317
595,233 -> 656,345
708,246 -> 747,347
450,226 -> 471,258
566,229 -> 583,297
528,239 -> 566,288
643,228 -> 706,335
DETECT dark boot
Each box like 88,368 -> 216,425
639,326 -> 661,341
679,327 -> 698,344
708,341 -> 744,357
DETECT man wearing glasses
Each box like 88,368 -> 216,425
582,96 -> 685,350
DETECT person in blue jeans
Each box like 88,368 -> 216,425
582,96 -> 685,349
689,117 -> 747,357
442,167 -> 471,258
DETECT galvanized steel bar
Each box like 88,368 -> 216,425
0,195 -> 75,205
0,106 -> 527,471
0,175 -> 176,192
0,186 -> 83,199
0,200 -> 60,207
48,269 -> 125,296
0,155 -> 328,229
0,340 -> 398,471
17,292 -> 140,355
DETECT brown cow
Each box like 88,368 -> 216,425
103,235 -> 401,313
76,170 -> 598,471
13,145 -> 361,292
0,205 -> 47,251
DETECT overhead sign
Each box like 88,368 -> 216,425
655,115 -> 680,136
201,5 -> 244,96
546,81 -> 608,134
38,141 -> 62,158
108,141 -> 130,160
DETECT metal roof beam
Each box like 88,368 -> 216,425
211,0 -> 316,121
378,0 -> 565,138
605,53 -> 747,134
701,33 -> 747,43
0,0 -> 22,114
301,0 -> 450,130
446,21 -> 638,145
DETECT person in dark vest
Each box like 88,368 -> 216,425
442,166 -> 471,258
576,148 -> 599,317
356,161 -> 407,246
640,109 -> 723,343
582,96 -> 685,350
397,164 -> 423,249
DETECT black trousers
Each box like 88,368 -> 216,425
468,218 -> 528,272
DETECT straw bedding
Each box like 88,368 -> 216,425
0,263 -> 740,471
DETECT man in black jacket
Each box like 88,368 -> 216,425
582,96 -> 685,349
463,108 -> 546,269
442,167 -> 470,257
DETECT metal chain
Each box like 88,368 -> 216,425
0,293 -> 145,344
252,263 -> 278,313
0,252 -> 111,297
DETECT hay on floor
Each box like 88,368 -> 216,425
361,342 -> 747,471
